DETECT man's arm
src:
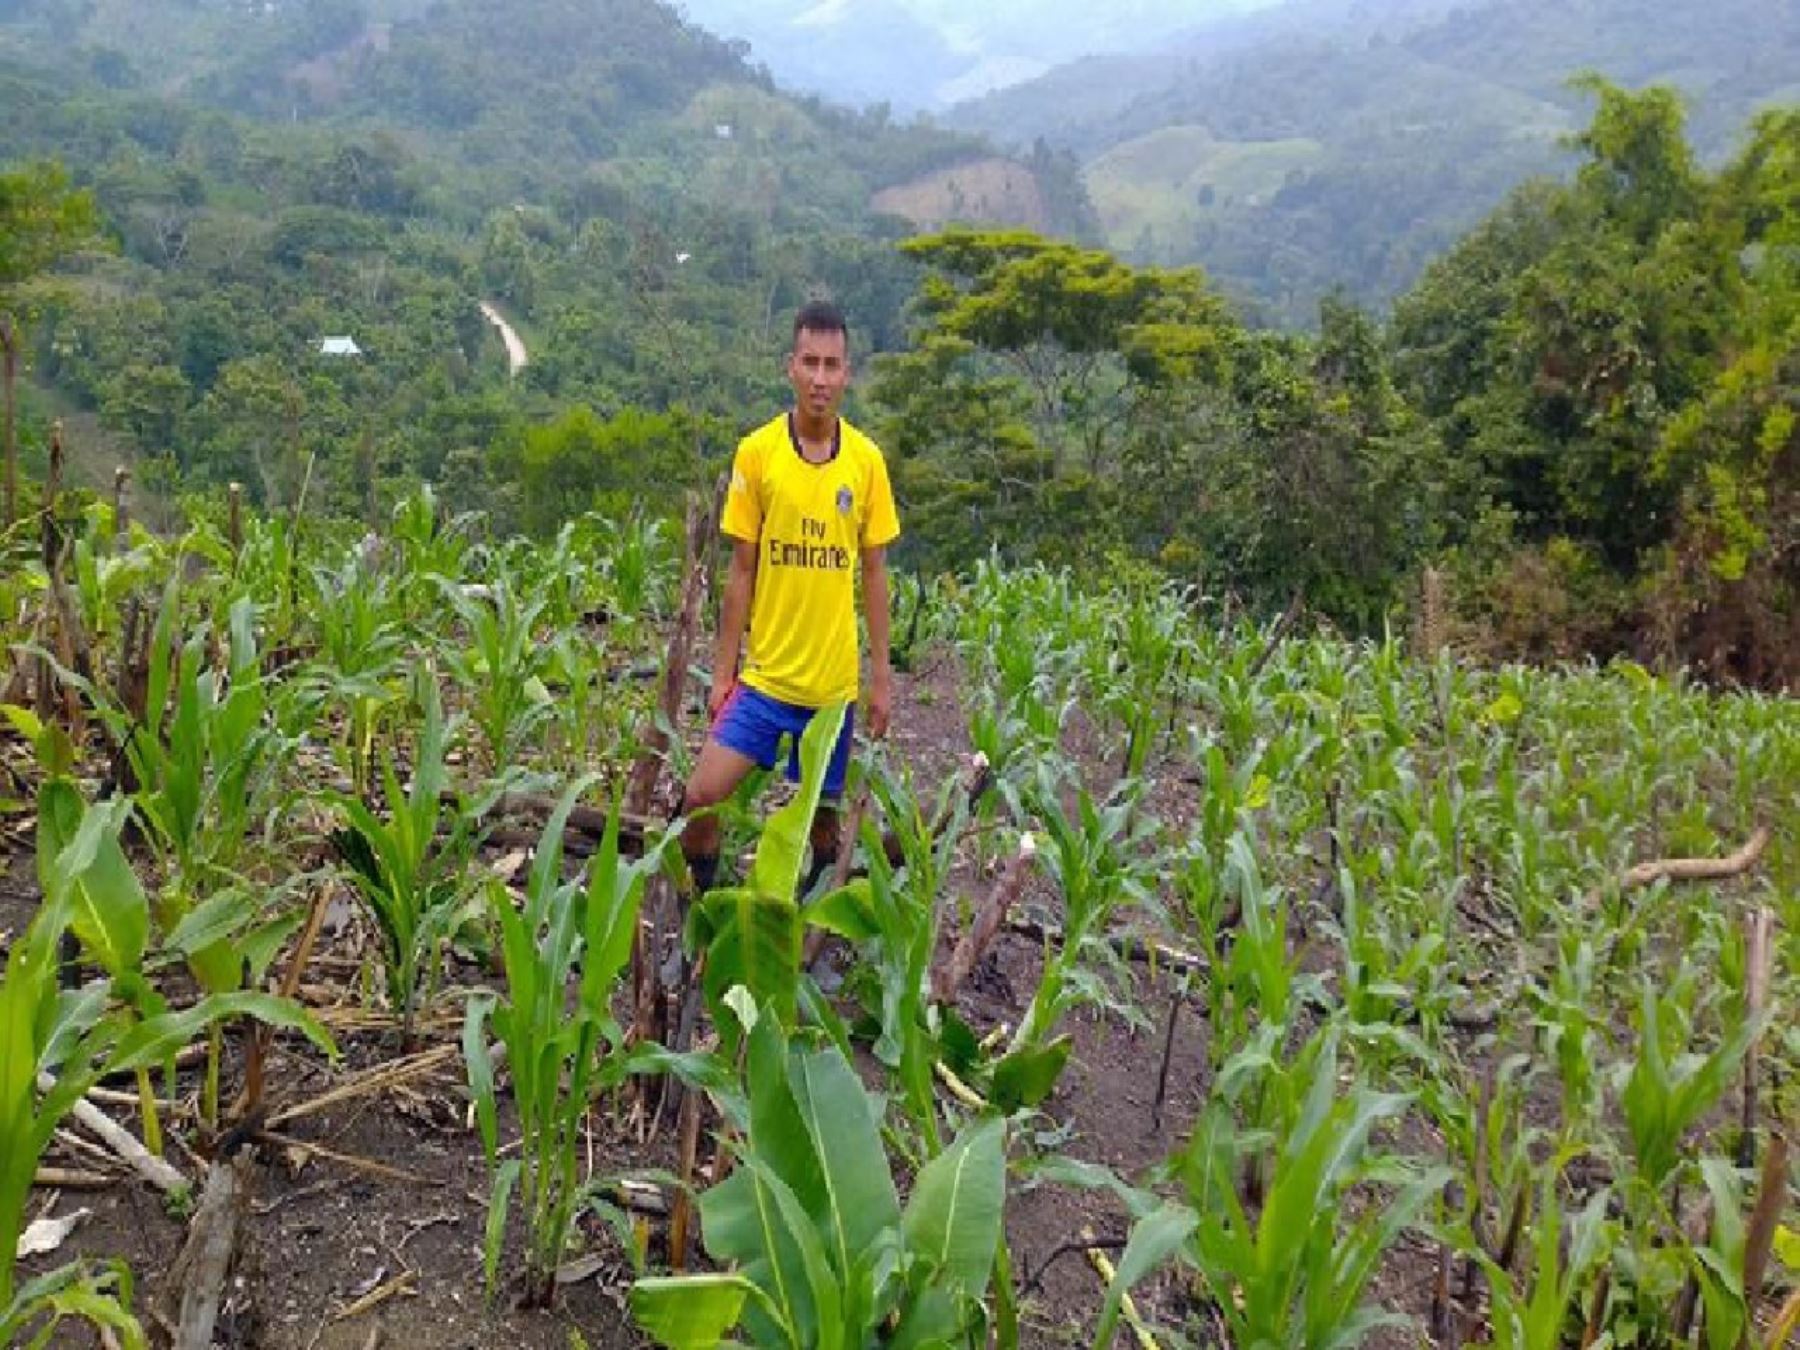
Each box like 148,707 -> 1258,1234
711,539 -> 759,719
862,546 -> 892,739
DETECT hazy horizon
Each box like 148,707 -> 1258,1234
672,0 -> 1284,111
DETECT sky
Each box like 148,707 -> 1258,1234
672,0 -> 1279,110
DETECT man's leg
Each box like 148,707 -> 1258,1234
802,805 -> 841,898
680,737 -> 759,897
799,705 -> 855,897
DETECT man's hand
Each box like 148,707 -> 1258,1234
866,668 -> 892,739
708,670 -> 736,723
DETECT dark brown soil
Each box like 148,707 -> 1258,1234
2,649 -> 1449,1349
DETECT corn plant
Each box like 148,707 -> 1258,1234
2,760 -> 332,1334
388,485 -> 480,630
1475,1171 -> 1612,1350
1011,762 -> 1155,1051
117,588 -> 285,889
433,568 -> 554,771
299,552 -> 407,793
1617,979 -> 1757,1194
464,780 -> 677,1305
331,669 -> 481,1043
160,878 -> 311,1124
632,1004 -> 1008,1349
806,754 -> 1065,1155
1095,1029 -> 1445,1349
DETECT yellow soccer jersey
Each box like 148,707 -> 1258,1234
721,413 -> 901,706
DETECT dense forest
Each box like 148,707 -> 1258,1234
1,0 -> 1795,684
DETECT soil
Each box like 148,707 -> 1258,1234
3,648 -> 1474,1349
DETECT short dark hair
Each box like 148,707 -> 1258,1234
792,300 -> 849,350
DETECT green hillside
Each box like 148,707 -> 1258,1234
0,0 -> 1107,542
948,0 -> 1800,324
1087,126 -> 1323,259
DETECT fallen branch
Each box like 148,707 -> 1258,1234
467,792 -> 655,853
329,1270 -> 416,1325
931,833 -> 1037,1003
265,1043 -> 461,1129
1020,1233 -> 1127,1297
1004,915 -> 1207,978
257,1129 -> 428,1185
1592,826 -> 1772,908
40,1073 -> 187,1195
32,1167 -> 115,1190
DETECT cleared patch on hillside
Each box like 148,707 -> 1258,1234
870,157 -> 1051,232
681,82 -> 823,147
1087,124 -> 1323,259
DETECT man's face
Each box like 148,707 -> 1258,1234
787,325 -> 850,420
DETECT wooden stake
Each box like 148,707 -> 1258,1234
1150,984 -> 1183,1131
165,1157 -> 252,1350
1579,1266 -> 1610,1349
667,1086 -> 705,1271
1738,907 -> 1773,1169
1740,1131 -> 1789,1346
1,312 -> 17,528
627,483 -> 718,1057
227,482 -> 243,558
112,465 -> 131,543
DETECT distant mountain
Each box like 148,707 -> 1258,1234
947,0 -> 1800,325
670,0 -> 1271,111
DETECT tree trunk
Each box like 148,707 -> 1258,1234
2,313 -> 17,529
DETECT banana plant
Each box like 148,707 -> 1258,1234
632,1004 -> 1008,1349
464,779 -> 679,1305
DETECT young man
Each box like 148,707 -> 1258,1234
679,301 -> 901,896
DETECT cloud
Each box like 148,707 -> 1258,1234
791,0 -> 853,27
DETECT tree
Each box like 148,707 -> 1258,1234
0,160 -> 101,526
1646,106 -> 1800,683
897,228 -> 1232,478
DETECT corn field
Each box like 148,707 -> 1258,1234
1,481 -> 1795,1349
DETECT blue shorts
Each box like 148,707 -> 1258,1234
712,686 -> 854,799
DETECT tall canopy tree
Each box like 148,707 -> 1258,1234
0,160 -> 100,526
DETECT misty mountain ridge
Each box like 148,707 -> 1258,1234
670,0 -> 1275,110
941,0 -> 1800,323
